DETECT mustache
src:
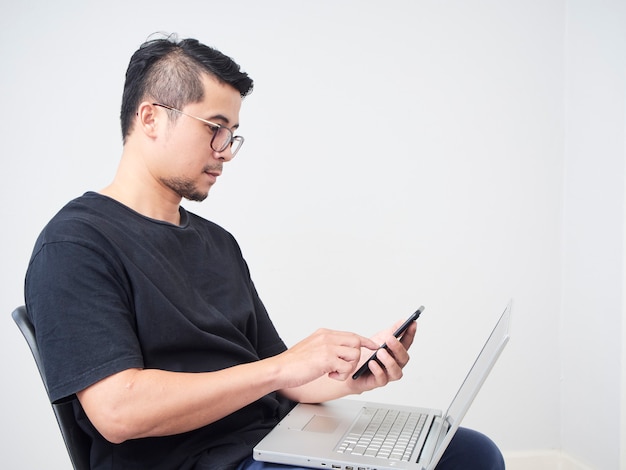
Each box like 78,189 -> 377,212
203,164 -> 223,173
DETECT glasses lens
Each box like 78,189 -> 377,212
211,127 -> 233,153
230,136 -> 244,157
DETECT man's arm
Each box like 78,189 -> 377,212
77,329 -> 378,444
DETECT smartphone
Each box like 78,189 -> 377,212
352,305 -> 425,380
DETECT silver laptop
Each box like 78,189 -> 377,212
254,302 -> 511,470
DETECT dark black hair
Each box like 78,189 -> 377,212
120,34 -> 254,142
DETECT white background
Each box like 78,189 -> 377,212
1,1 -> 624,468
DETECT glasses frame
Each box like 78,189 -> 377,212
153,103 -> 244,157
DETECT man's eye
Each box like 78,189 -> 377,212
206,124 -> 220,133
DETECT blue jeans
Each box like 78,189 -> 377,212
238,427 -> 505,470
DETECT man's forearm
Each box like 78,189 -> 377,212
77,360 -> 285,443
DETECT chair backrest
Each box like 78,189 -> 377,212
12,305 -> 92,470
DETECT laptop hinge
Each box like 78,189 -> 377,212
417,416 -> 449,467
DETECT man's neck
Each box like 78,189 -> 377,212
100,151 -> 183,225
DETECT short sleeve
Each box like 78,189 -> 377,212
249,280 -> 288,359
26,238 -> 144,403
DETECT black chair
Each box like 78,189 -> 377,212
12,305 -> 91,470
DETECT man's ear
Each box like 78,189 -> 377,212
136,102 -> 160,138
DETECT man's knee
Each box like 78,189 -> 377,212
436,427 -> 505,470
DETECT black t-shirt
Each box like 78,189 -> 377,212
25,192 -> 294,469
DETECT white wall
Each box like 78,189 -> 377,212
0,1 -> 623,468
561,0 -> 625,468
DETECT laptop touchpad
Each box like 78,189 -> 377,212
302,415 -> 340,433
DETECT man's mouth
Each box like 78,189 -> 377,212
204,165 -> 222,178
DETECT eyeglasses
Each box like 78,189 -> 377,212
153,103 -> 244,157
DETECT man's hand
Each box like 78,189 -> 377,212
279,318 -> 417,403
271,329 -> 379,389
349,318 -> 417,392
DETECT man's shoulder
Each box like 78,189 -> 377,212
45,191 -> 112,224
37,192 -> 130,244
184,208 -> 234,238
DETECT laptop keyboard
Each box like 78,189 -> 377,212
335,407 -> 428,461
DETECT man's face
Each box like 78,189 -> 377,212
154,74 -> 243,202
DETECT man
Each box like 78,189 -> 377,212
25,35 -> 504,469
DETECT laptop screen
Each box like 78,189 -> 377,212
427,302 -> 511,469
